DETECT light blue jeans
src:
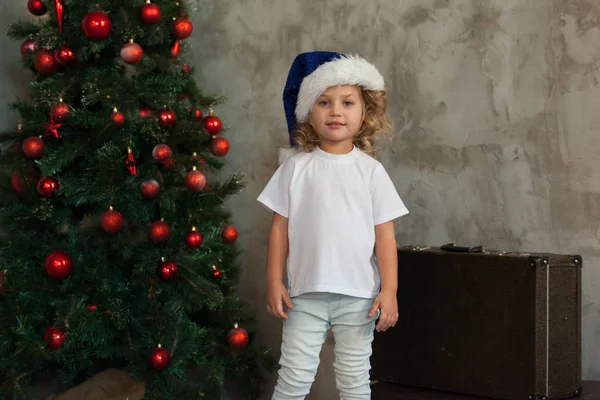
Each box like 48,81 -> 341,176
271,292 -> 378,400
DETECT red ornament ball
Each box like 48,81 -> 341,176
82,10 -> 112,41
221,225 -> 238,244
203,113 -> 222,135
140,1 -> 161,24
149,220 -> 170,243
110,109 -> 125,125
44,250 -> 73,281
100,207 -> 123,233
43,326 -> 66,350
9,142 -> 21,153
50,102 -> 70,122
34,50 -> 56,75
212,266 -> 221,279
20,39 -> 38,58
148,344 -> 170,370
190,108 -> 203,121
28,0 -> 47,16
184,167 -> 206,192
54,45 -> 75,66
152,144 -> 172,163
210,137 -> 230,157
86,304 -> 97,311
185,227 -> 203,249
139,107 -> 152,118
181,64 -> 191,75
11,169 -> 40,194
37,176 -> 59,197
140,179 -> 160,198
160,158 -> 175,169
22,136 -> 44,159
158,109 -> 176,129
172,17 -> 193,40
156,258 -> 177,282
227,324 -> 249,350
120,41 -> 143,65
11,173 -> 24,194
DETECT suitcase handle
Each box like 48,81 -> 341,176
440,243 -> 485,253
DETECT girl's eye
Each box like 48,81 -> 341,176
344,101 -> 353,106
318,100 -> 329,106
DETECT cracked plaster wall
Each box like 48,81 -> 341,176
189,1 -> 600,397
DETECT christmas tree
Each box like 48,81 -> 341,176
0,1 -> 273,399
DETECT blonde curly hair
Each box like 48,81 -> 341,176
292,88 -> 391,156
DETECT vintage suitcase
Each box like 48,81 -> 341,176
370,244 -> 582,400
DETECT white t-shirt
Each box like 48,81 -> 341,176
257,146 -> 409,299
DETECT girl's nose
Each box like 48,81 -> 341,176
330,102 -> 342,116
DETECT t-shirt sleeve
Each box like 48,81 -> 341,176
256,159 -> 295,218
370,164 -> 409,225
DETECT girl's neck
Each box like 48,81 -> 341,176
318,140 -> 354,155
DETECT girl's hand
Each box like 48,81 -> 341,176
267,281 -> 293,319
368,290 -> 398,332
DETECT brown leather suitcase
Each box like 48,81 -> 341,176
370,244 -> 582,400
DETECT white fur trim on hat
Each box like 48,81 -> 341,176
294,54 -> 385,124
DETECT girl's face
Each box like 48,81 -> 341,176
310,85 -> 364,151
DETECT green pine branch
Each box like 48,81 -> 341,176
0,1 -> 273,399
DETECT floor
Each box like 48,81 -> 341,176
370,381 -> 600,400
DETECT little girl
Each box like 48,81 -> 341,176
257,51 -> 409,400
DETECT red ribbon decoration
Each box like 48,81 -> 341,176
54,0 -> 64,33
126,148 -> 137,176
170,41 -> 180,58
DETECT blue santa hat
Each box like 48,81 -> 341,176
281,51 -> 385,156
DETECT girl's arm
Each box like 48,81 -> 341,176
368,220 -> 399,331
266,212 -> 293,319
374,220 -> 398,295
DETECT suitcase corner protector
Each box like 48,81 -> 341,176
528,255 -> 549,267
529,394 -> 547,400
570,254 -> 583,267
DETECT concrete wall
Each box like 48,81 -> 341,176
190,0 -> 600,398
3,1 -> 600,399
